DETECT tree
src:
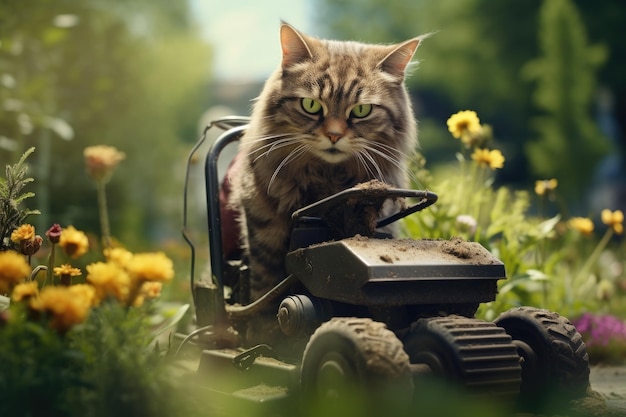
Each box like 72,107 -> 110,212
523,0 -> 608,202
316,0 -> 620,201
0,0 -> 213,246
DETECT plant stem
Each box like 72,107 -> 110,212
574,228 -> 614,288
45,243 -> 56,286
97,179 -> 111,249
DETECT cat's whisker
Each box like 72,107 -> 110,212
359,139 -> 420,184
364,139 -> 413,160
360,143 -> 418,185
353,152 -> 379,180
356,149 -> 386,182
251,137 -> 302,162
245,132 -> 298,146
265,136 -> 307,155
267,144 -> 310,193
358,141 -> 407,169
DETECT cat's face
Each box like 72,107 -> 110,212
260,25 -> 419,164
254,24 -> 422,170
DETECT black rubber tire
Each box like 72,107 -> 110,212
494,307 -> 590,406
300,317 -> 413,405
404,315 -> 522,398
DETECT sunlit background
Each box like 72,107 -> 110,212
1,0 -> 624,285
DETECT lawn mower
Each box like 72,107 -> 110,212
180,117 -> 590,415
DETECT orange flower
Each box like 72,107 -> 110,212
84,145 -> 126,181
59,226 -> 89,258
0,250 -> 31,294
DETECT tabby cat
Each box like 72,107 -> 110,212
229,23 -> 424,305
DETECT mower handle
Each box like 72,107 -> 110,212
291,185 -> 438,228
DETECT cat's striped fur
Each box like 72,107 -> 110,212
229,23 -> 423,304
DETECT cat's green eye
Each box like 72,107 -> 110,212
351,103 -> 373,118
301,98 -> 323,115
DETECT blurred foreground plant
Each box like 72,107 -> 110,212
0,148 -> 192,417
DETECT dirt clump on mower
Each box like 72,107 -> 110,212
326,180 -> 406,238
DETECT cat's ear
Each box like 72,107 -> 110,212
379,37 -> 423,79
280,22 -> 313,69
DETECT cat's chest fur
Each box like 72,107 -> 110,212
248,150 -> 364,214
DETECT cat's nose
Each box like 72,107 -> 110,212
324,118 -> 346,144
326,131 -> 343,144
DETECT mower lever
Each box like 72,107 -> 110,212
233,344 -> 276,370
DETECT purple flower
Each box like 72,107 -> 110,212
572,313 -> 626,347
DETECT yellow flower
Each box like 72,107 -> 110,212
29,286 -> 92,332
53,264 -> 83,286
0,250 -> 31,294
69,284 -> 97,309
59,225 -> 89,258
535,179 -> 558,196
471,148 -> 505,170
11,281 -> 39,302
10,224 -> 35,243
10,224 -> 43,256
85,261 -> 130,303
84,145 -> 126,181
569,217 -> 594,236
130,282 -> 163,307
104,247 -> 133,268
141,281 -> 163,299
601,209 -> 624,234
126,252 -> 174,283
447,110 -> 482,140
53,264 -> 82,277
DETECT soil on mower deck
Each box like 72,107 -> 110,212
345,235 -> 500,266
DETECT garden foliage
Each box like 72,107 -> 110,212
0,147 -> 193,417
406,111 -> 626,358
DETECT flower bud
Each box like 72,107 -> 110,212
46,224 -> 63,244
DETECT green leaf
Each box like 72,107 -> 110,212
150,303 -> 190,341
538,214 -> 560,236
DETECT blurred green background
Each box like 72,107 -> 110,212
1,0 -> 624,265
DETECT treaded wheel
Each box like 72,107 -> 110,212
300,317 -> 413,405
404,315 -> 522,398
494,307 -> 590,405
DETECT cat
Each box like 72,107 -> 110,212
228,22 -> 424,308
